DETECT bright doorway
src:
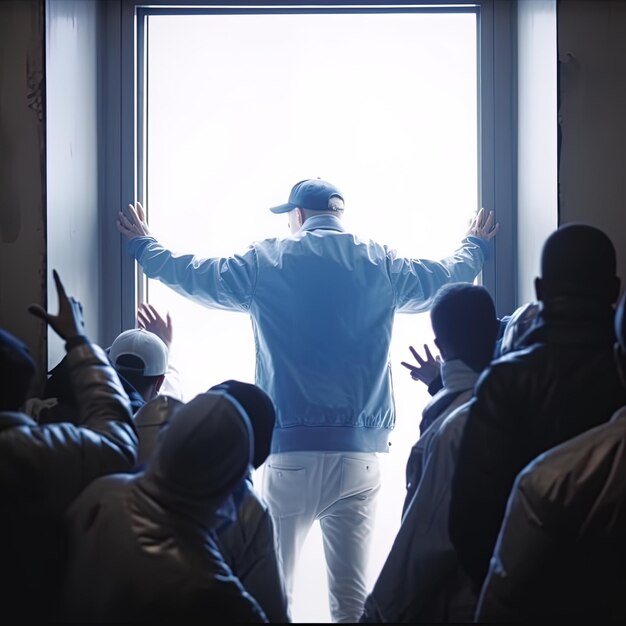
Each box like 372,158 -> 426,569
142,8 -> 477,622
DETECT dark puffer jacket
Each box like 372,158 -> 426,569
214,474 -> 290,623
62,391 -> 267,622
477,406 -> 626,622
449,301 -> 626,591
0,337 -> 138,621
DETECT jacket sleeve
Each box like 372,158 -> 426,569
235,505 -> 291,623
0,340 -> 137,515
363,409 -> 469,623
390,236 -> 491,313
217,491 -> 290,623
449,362 -> 526,591
402,425 -> 436,520
477,415 -> 626,622
475,472 -> 555,622
128,236 -> 257,312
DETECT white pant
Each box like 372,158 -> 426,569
261,451 -> 381,623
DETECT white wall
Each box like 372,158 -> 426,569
46,0 -> 102,367
517,0 -> 558,305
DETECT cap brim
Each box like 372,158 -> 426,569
269,202 -> 297,214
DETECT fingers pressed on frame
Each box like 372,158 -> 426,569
136,201 -> 146,221
127,203 -> 141,225
118,211 -> 134,230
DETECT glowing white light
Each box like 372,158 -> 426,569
146,10 -> 476,622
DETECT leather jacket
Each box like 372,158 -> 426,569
449,301 -> 626,591
63,474 -> 268,622
477,406 -> 626,622
0,336 -> 138,621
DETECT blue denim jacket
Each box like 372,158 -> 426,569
128,214 -> 490,453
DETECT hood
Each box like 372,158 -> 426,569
137,391 -> 253,518
209,379 -> 276,468
133,395 -> 184,465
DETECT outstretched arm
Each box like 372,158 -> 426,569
28,269 -> 85,341
20,270 -> 137,513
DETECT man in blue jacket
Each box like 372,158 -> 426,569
117,178 -> 498,622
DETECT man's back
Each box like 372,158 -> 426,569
131,213 -> 488,453
252,221 -> 399,449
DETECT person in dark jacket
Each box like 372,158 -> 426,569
210,379 -> 291,623
0,269 -> 138,621
130,379 -> 290,622
449,223 -> 626,594
360,298 -> 538,624
62,387 -> 267,622
400,283 -> 501,518
476,289 -> 626,622
39,303 -> 182,423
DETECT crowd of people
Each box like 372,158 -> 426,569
1,178 -> 625,622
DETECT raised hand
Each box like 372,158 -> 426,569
137,303 -> 173,349
116,201 -> 153,240
466,207 -> 499,241
28,270 -> 85,340
401,343 -> 442,387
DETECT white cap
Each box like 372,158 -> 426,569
109,328 -> 168,376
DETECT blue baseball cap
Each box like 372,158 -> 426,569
269,178 -> 344,214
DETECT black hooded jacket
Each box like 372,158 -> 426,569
62,391 -> 267,622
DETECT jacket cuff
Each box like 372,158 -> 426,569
466,235 -> 492,261
127,236 -> 157,259
65,335 -> 89,352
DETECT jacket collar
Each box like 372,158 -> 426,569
298,214 -> 345,234
440,359 -> 480,393
523,300 -> 616,348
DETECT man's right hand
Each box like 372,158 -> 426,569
117,201 -> 153,240
28,269 -> 85,341
466,207 -> 499,241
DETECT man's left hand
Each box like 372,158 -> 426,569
117,201 -> 153,240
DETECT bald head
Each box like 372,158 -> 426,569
537,224 -> 619,304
